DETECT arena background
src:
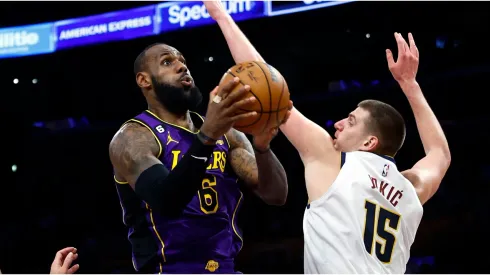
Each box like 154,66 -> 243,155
0,1 -> 489,273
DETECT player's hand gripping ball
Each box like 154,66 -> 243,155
218,61 -> 290,136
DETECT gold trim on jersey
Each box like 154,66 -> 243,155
114,118 -> 166,270
127,118 -> 163,158
145,109 -> 199,134
146,203 -> 167,271
114,175 -> 129,184
232,189 -> 244,252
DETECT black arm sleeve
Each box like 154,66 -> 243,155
134,135 -> 215,215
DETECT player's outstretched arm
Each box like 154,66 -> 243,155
109,122 -> 215,214
203,0 -> 265,64
387,33 -> 451,205
205,1 -> 289,205
280,108 -> 339,163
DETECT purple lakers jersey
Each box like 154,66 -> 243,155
114,110 -> 244,274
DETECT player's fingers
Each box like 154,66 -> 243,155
386,49 -> 395,67
269,127 -> 279,136
399,33 -> 411,55
52,251 -> 64,267
62,252 -> 74,270
58,247 -> 77,256
394,33 -> 405,59
218,76 -> 239,98
227,97 -> 256,114
208,86 -> 219,104
67,264 -> 80,274
52,247 -> 75,267
408,33 -> 420,59
223,85 -> 250,106
408,33 -> 416,49
230,111 -> 257,122
288,100 -> 293,110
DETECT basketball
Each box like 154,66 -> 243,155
218,61 -> 290,135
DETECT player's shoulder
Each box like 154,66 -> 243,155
112,121 -> 152,143
109,121 -> 160,158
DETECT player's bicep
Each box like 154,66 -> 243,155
109,123 -> 162,189
280,108 -> 336,162
402,150 -> 451,205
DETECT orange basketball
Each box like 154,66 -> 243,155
218,61 -> 290,135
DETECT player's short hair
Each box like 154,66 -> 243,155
358,99 -> 406,156
133,43 -> 167,75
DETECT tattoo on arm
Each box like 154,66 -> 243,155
109,122 -> 162,188
228,129 -> 259,186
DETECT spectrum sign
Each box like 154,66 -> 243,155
0,0 -> 355,59
157,0 -> 265,32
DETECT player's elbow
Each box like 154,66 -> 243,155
263,196 -> 287,206
257,186 -> 288,206
435,147 -> 451,173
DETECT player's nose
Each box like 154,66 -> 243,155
334,120 -> 343,131
176,61 -> 188,74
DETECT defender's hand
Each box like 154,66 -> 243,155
252,100 -> 293,151
50,247 -> 79,274
386,32 -> 419,86
201,77 -> 257,140
203,0 -> 230,21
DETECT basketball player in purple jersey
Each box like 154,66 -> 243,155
108,3 -> 291,273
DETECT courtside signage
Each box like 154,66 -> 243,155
157,0 -> 265,32
54,5 -> 158,50
266,0 -> 356,17
0,23 -> 55,59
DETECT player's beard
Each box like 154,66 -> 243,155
151,76 -> 203,115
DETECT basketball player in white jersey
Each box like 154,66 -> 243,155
204,3 -> 449,272
281,33 -> 451,273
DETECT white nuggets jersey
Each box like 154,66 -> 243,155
303,151 -> 423,274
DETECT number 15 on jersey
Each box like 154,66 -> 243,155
363,200 -> 401,264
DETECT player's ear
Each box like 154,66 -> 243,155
362,135 -> 378,151
136,72 -> 151,89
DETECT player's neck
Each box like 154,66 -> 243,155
148,105 -> 195,131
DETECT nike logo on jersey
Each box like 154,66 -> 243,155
191,155 -> 208,162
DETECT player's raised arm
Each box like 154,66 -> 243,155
204,0 -> 336,168
204,1 -> 265,64
280,108 -> 338,162
205,1 -> 291,205
387,33 -> 451,205
110,81 -> 256,213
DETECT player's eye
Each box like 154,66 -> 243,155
162,59 -> 172,66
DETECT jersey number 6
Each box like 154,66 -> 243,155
198,175 -> 218,214
363,200 -> 401,264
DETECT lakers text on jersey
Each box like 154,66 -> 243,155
114,110 -> 243,274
